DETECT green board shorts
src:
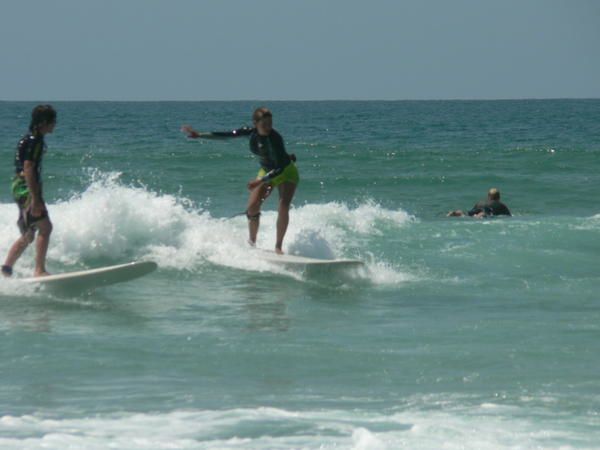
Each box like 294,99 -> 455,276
11,176 -> 29,205
11,176 -> 47,235
257,163 -> 300,187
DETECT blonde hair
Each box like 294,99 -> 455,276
252,107 -> 272,123
488,188 -> 500,201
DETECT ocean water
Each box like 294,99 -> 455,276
0,100 -> 599,449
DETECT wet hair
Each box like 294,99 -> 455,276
29,104 -> 57,133
488,188 -> 501,201
252,107 -> 272,123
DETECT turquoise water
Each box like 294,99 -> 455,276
0,100 -> 599,449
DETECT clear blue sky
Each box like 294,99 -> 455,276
1,0 -> 598,101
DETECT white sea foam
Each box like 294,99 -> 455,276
0,277 -> 37,297
0,173 -> 415,286
0,402 -> 594,450
572,213 -> 600,231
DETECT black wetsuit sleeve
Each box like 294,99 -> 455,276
467,201 -> 486,217
15,136 -> 42,175
209,127 -> 254,138
22,137 -> 38,161
496,204 -> 512,216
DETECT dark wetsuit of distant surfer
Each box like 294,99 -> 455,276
447,188 -> 511,218
2,105 -> 57,278
467,199 -> 511,217
181,107 -> 299,254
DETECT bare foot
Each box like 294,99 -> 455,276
275,247 -> 284,255
247,239 -> 256,247
34,271 -> 51,278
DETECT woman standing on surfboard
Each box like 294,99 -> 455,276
181,107 -> 299,254
2,105 -> 56,278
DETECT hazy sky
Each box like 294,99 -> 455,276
1,0 -> 599,100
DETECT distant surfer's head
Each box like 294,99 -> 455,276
488,188 -> 501,201
253,107 -> 273,136
29,104 -> 57,134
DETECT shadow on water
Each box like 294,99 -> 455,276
0,261 -> 378,336
236,282 -> 291,333
210,264 -> 373,334
0,285 -> 150,334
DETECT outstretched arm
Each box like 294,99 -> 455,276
181,125 -> 253,140
180,125 -> 203,139
180,125 -> 219,139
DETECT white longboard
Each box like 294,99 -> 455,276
20,261 -> 158,293
256,250 -> 363,268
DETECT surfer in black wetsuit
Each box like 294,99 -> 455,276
447,188 -> 512,218
181,107 -> 299,254
2,105 -> 56,278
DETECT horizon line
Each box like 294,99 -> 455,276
1,97 -> 599,103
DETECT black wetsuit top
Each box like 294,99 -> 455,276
211,127 -> 292,177
468,200 -> 511,217
15,133 -> 45,182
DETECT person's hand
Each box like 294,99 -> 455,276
247,179 -> 263,191
180,125 -> 201,138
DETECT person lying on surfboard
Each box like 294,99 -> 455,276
2,105 -> 57,278
181,107 -> 299,254
447,188 -> 512,218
